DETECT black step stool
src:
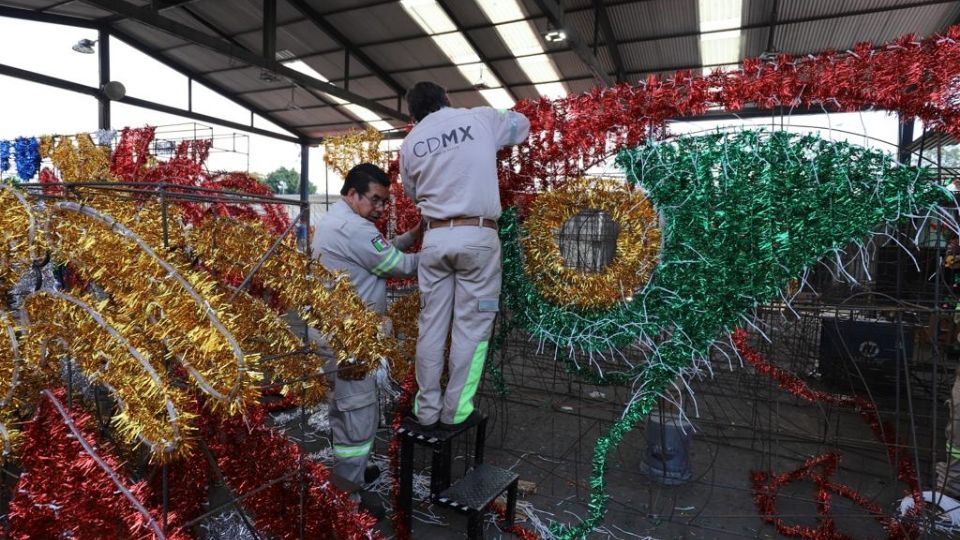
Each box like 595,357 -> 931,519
397,413 -> 519,538
436,463 -> 519,539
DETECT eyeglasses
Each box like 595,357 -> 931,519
361,193 -> 390,208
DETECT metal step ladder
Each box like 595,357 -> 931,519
397,412 -> 519,539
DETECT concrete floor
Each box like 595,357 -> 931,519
256,337 -> 950,540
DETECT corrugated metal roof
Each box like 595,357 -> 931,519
1,0 -> 958,140
44,0 -> 114,18
162,43 -> 237,73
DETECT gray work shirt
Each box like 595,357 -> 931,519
312,199 -> 418,315
400,106 -> 530,221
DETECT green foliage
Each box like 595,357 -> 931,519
260,167 -> 315,195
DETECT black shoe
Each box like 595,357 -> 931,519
358,494 -> 386,521
406,414 -> 439,432
439,410 -> 483,431
364,463 -> 381,484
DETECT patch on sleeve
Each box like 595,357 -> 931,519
371,235 -> 389,253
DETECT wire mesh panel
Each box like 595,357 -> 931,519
557,209 -> 620,272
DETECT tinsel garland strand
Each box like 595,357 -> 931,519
13,137 -> 40,181
323,128 -> 386,178
732,328 -> 920,538
0,309 -> 23,464
21,291 -> 196,461
0,140 -> 11,173
47,202 -> 263,414
189,217 -> 404,380
8,389 -> 185,540
201,171 -> 291,235
520,178 -> 660,310
499,27 -> 960,202
0,183 -> 41,296
318,28 -> 960,230
516,130 -> 947,539
201,405 -> 381,539
111,126 -> 157,182
389,371 -> 417,539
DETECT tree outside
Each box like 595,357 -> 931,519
260,166 -> 316,195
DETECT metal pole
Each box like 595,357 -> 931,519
262,0 -> 276,63
98,28 -> 111,130
300,142 -> 311,255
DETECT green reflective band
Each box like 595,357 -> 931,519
948,442 -> 960,460
413,391 -> 420,415
333,439 -> 373,459
372,248 -> 400,276
454,340 -> 488,423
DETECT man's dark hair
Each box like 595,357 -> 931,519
341,163 -> 390,196
406,81 -> 449,122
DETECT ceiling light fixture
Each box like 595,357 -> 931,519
543,29 -> 566,43
71,38 -> 97,54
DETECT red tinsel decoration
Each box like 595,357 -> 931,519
496,27 -> 960,212
38,166 -> 63,196
752,453 -> 908,540
200,405 -> 381,539
200,171 -> 291,236
389,371 -> 417,539
8,389 -> 186,540
111,127 -> 157,183
376,158 -> 421,288
732,328 -> 920,539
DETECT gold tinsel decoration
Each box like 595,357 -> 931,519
322,128 -> 385,177
522,178 -> 661,310
190,217 -> 402,380
47,202 -> 263,413
38,135 -> 54,159
97,201 -> 329,406
0,309 -> 24,465
76,133 -> 114,180
0,184 -> 42,295
21,291 -> 196,462
385,290 -> 420,381
51,134 -> 114,183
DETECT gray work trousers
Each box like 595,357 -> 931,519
329,369 -> 378,486
288,310 -> 378,487
414,226 -> 500,425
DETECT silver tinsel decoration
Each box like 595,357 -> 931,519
199,511 -> 259,540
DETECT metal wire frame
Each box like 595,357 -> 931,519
474,123 -> 960,537
0,181 -> 343,539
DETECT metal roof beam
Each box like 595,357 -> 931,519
173,4 -> 363,129
153,0 -> 204,11
531,0 -> 613,86
765,0 -> 779,53
0,4 -> 101,28
81,0 -> 409,122
108,26 -> 312,142
435,0 -> 521,104
286,0 -> 407,97
0,61 -> 305,144
262,0 -> 276,63
592,0 -> 624,83
178,0 -> 956,69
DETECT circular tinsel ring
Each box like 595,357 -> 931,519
521,178 -> 661,310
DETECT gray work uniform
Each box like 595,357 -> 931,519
313,199 -> 418,484
400,106 -> 530,425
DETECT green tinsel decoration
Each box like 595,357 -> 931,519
496,130 -> 946,539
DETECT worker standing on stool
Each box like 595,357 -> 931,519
314,163 -> 420,488
400,81 -> 530,429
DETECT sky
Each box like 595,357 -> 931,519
0,16 -> 347,192
0,15 -> 908,193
